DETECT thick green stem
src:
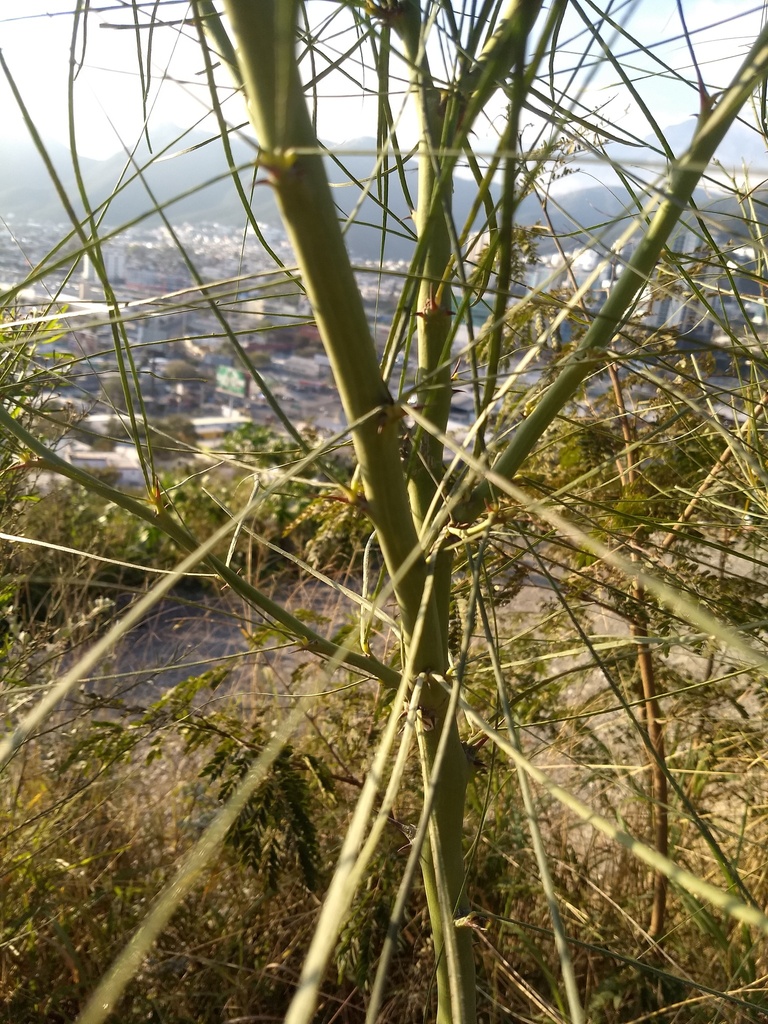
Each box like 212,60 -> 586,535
222,3 -> 473,1020
419,709 -> 475,1024
222,0 -> 443,653
397,4 -> 457,653
411,93 -> 454,494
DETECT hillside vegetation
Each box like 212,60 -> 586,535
4,3 -> 768,1023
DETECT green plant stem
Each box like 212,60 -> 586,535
221,0 -> 442,655
221,3 -> 476,1019
393,17 -> 478,1017
397,3 -> 458,655
418,696 -> 475,1024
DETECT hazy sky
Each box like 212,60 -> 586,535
1,1 -> 766,168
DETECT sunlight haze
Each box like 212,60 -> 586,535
2,0 -> 766,172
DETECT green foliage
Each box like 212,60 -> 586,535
5,661 -> 768,1022
196,718 -> 336,892
296,494 -> 376,572
223,422 -> 305,468
336,855 -> 412,992
5,3 -> 768,1023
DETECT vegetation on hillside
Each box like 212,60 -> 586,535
4,2 -> 768,1022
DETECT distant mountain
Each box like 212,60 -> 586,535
598,117 -> 768,186
3,122 -> 766,261
1,135 -> 100,223
1,124 -> 280,230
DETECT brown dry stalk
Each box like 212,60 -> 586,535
608,362 -> 668,941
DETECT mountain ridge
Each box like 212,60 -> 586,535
3,123 -> 765,262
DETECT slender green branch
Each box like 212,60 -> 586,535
456,0 -> 545,121
75,709 -> 306,1024
194,0 -> 243,88
458,697 -> 768,937
476,593 -> 585,1022
0,403 -> 398,688
459,22 -> 768,518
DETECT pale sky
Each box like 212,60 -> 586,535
1,1 -> 766,168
